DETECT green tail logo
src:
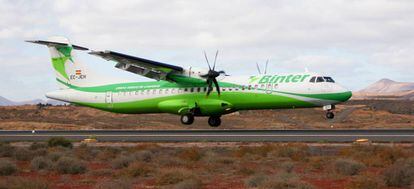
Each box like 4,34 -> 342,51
51,46 -> 73,80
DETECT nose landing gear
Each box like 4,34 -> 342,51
323,105 -> 335,120
326,111 -> 334,119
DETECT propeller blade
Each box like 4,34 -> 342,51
200,73 -> 209,78
213,78 -> 220,95
256,62 -> 262,74
264,59 -> 269,74
203,51 -> 211,70
213,50 -> 218,70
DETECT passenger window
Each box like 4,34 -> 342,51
159,89 -> 162,94
248,85 -> 252,90
310,77 -> 316,83
197,87 -> 201,92
316,77 -> 324,82
184,88 -> 188,92
323,77 -> 335,83
165,89 -> 169,94
190,88 -> 194,92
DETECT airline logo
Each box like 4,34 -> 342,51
52,46 -> 74,80
249,74 -> 310,84
75,70 -> 82,75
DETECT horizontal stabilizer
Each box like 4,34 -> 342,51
26,40 -> 89,51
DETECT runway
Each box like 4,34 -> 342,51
0,129 -> 413,142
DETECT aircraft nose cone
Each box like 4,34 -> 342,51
340,91 -> 352,102
333,84 -> 352,102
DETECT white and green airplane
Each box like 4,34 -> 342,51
28,37 -> 352,127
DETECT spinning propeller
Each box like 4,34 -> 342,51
200,50 -> 227,96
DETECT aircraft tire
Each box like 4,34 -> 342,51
326,112 -> 334,119
208,116 -> 221,127
181,114 -> 194,125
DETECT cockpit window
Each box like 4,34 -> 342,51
316,77 -> 325,82
323,77 -> 335,83
309,77 -> 316,82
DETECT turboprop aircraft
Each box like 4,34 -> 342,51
27,37 -> 352,127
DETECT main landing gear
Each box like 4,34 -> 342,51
180,114 -> 194,125
180,114 -> 222,127
208,116 -> 221,127
323,105 -> 335,119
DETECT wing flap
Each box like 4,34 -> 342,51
115,62 -> 168,80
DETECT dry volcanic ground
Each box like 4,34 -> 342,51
0,141 -> 414,189
0,100 -> 413,130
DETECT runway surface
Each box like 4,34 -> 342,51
0,129 -> 413,142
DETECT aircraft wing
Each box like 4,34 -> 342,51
89,50 -> 184,81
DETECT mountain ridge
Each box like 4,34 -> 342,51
354,78 -> 414,100
0,96 -> 64,106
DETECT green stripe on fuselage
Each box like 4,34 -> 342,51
73,92 -> 316,115
276,91 -> 352,102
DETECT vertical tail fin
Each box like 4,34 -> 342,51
27,36 -> 97,89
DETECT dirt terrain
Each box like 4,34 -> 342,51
1,141 -> 414,189
0,100 -> 413,130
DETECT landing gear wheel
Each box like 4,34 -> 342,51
208,116 -> 221,127
181,114 -> 194,125
326,111 -> 334,119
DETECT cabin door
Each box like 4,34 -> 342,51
105,91 -> 113,108
266,83 -> 273,94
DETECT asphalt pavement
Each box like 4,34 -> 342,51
0,129 -> 413,142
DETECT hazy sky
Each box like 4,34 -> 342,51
1,0 -> 414,101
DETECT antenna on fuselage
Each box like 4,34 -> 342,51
256,62 -> 262,74
256,59 -> 269,74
